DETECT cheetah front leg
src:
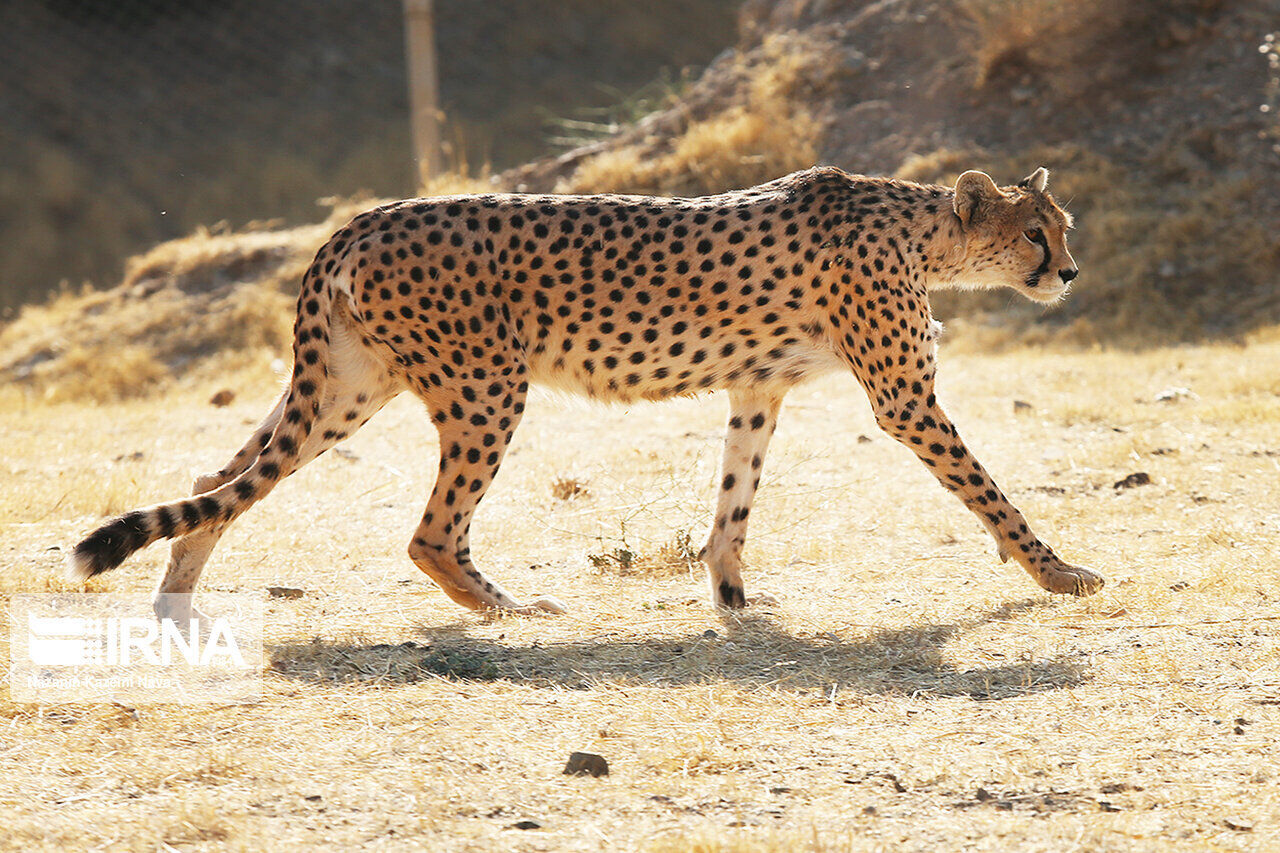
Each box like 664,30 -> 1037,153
701,389 -> 785,608
871,391 -> 1103,596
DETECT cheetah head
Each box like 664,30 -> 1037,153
952,167 -> 1077,304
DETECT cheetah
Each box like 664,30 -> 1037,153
71,165 -> 1104,621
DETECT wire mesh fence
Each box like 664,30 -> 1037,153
0,0 -> 738,311
0,0 -> 411,311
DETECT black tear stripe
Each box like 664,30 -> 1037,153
1026,230 -> 1051,288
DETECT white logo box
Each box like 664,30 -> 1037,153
9,593 -> 263,704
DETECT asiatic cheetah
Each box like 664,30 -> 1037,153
72,165 -> 1103,621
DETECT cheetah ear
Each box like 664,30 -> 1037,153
1017,167 -> 1049,192
953,170 -> 1000,227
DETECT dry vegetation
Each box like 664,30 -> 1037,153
563,33 -> 820,197
3,333 -> 1280,850
0,200 -> 364,403
959,0 -> 1226,94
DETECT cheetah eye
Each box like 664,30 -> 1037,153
1023,227 -> 1044,244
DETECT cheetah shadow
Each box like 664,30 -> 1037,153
269,597 -> 1088,700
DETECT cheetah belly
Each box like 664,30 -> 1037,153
524,326 -> 844,403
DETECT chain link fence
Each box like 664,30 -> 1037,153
0,0 -> 738,311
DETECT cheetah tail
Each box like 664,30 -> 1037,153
67,259 -> 334,581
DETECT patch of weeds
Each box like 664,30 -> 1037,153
550,475 -> 590,500
589,523 -> 638,573
589,524 -> 700,577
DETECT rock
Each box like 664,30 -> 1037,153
1113,472 -> 1152,489
209,388 -> 236,407
266,586 -> 305,599
1013,400 -> 1033,413
507,819 -> 542,830
1154,386 -> 1196,402
563,751 -> 609,777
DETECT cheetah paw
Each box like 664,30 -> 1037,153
507,596 -> 568,616
714,591 -> 780,610
1039,563 -> 1105,597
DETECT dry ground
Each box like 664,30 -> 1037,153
2,334 -> 1279,851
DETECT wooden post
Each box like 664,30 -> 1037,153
403,0 -> 442,188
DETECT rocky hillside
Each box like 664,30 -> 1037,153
508,0 -> 1280,342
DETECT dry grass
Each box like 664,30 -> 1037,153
564,34 -> 820,196
958,0 -> 1225,95
3,332 -> 1280,850
0,176 -> 492,404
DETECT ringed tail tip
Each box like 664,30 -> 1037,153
68,513 -> 151,581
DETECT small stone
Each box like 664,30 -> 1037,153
1013,400 -> 1033,413
857,434 -> 873,443
1154,386 -> 1196,402
507,819 -> 542,830
1098,800 -> 1121,812
209,389 -> 236,407
1113,472 -> 1152,489
1169,581 -> 1190,591
1223,817 -> 1253,832
975,787 -> 994,802
563,751 -> 609,777
267,586 -> 305,600
702,629 -> 719,640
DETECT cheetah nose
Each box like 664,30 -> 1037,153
1059,268 -> 1078,283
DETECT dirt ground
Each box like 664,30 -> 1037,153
2,336 -> 1279,851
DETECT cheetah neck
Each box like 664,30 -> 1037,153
829,180 -> 967,292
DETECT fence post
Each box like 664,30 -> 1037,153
403,0 -> 442,189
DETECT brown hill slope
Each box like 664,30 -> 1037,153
508,0 -> 1280,342
3,0 -> 1278,399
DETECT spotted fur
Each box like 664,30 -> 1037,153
70,166 -> 1102,618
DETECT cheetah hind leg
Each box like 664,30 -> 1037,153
152,391 -> 291,628
153,344 -> 402,625
407,373 -> 566,615
700,389 -> 785,609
